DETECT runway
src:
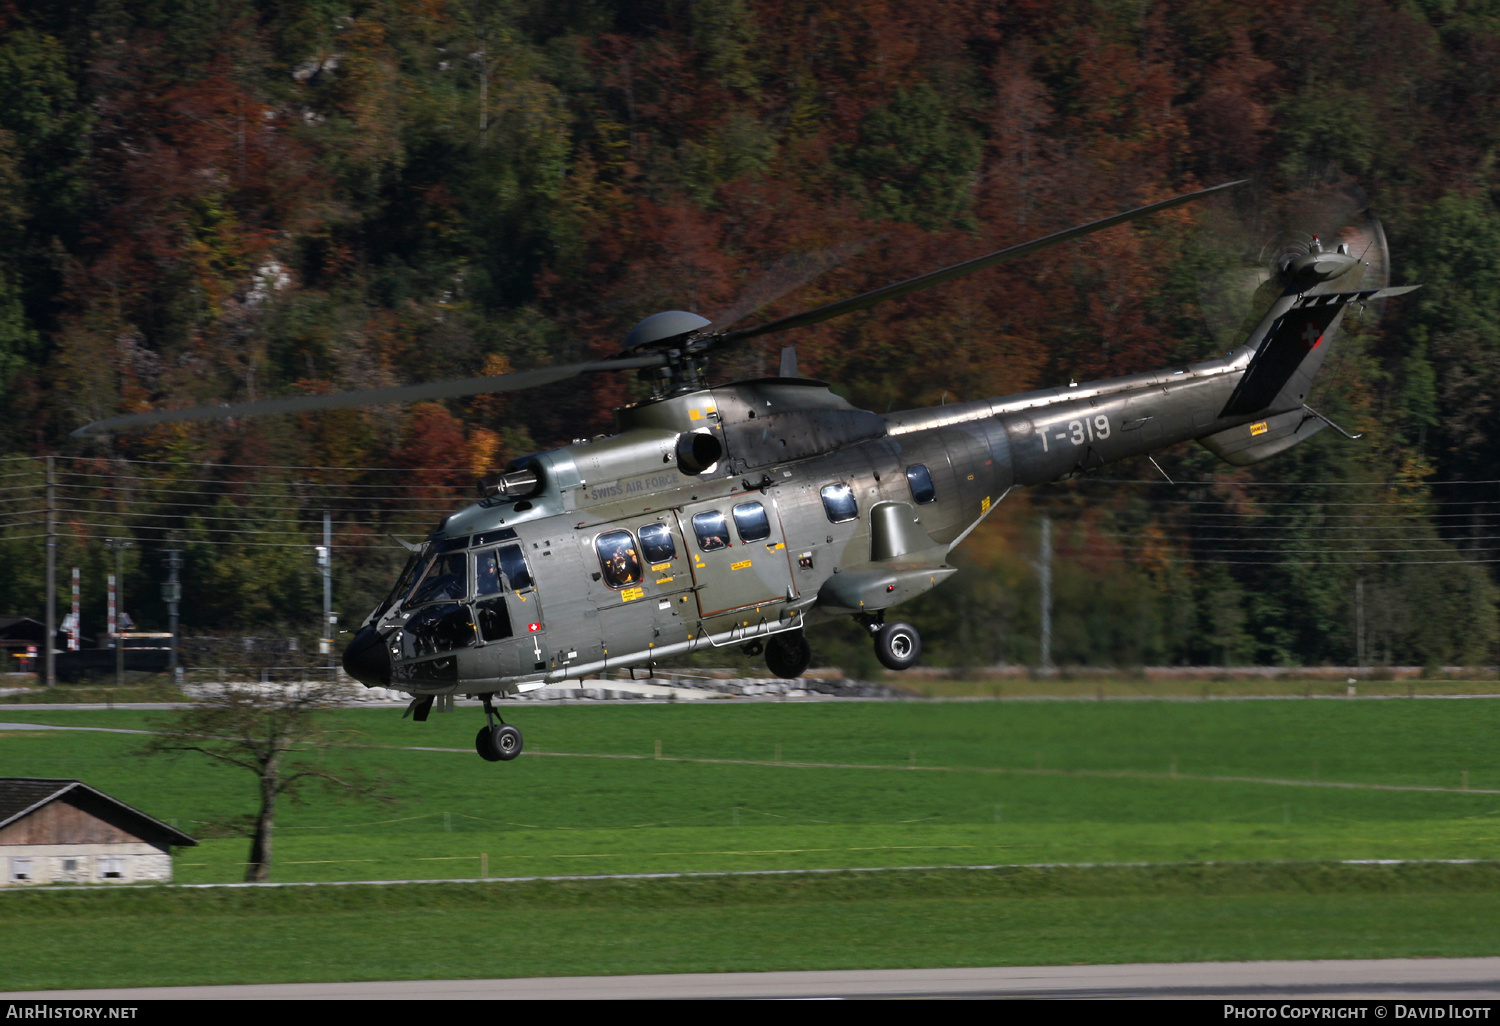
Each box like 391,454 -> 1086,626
6,959 -> 1500,999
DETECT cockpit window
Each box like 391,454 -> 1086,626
475,597 -> 512,642
496,544 -> 532,591
733,502 -> 771,543
639,522 -> 677,563
693,510 -> 730,551
820,483 -> 859,524
596,530 -> 643,589
379,552 -> 422,617
475,549 -> 504,597
407,552 -> 468,606
906,464 -> 936,504
399,602 -> 475,657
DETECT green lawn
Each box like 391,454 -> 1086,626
3,700 -> 1500,989
1,700 -> 1497,880
3,864 -> 1500,990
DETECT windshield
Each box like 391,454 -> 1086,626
370,550 -> 422,622
406,551 -> 468,606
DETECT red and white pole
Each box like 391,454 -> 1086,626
69,567 -> 79,651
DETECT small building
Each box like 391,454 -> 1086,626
0,778 -> 197,886
0,616 -> 50,674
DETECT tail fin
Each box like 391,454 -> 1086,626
1200,283 -> 1417,466
1220,285 -> 1418,418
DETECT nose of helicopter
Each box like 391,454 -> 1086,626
341,626 -> 391,688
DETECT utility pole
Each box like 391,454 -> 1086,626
163,547 -> 183,687
105,538 -> 133,687
317,511 -> 335,675
44,456 -> 55,687
1038,514 -> 1053,677
1355,577 -> 1366,676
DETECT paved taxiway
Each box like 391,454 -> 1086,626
6,959 -> 1500,999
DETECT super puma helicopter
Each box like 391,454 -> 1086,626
78,179 -> 1418,764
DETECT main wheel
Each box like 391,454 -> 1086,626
475,725 -> 502,762
765,630 -> 812,679
491,723 -> 523,761
476,723 -> 524,762
874,622 -> 921,671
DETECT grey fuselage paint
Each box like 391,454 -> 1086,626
348,265 -> 1406,698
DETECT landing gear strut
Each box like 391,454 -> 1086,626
475,695 -> 523,762
858,613 -> 922,671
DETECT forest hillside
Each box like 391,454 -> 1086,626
2,0 -> 1498,670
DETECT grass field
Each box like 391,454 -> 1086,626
3,864 -> 1500,990
3,698 -> 1499,989
2,699 -> 1498,880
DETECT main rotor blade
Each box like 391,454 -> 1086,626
72,353 -> 670,437
716,180 -> 1247,346
709,240 -> 869,333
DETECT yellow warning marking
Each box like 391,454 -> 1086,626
1251,421 -> 1269,436
689,408 -> 703,421
651,562 -> 671,572
621,587 -> 644,601
981,496 -> 991,513
767,542 -> 785,550
730,559 -> 752,571
656,577 -> 674,585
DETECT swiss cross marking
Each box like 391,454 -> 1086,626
1301,321 -> 1323,349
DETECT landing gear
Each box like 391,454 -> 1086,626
765,629 -> 812,679
874,622 -> 921,670
475,695 -> 524,762
857,613 -> 921,671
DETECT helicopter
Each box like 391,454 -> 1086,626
78,179 -> 1418,763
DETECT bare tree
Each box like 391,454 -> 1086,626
143,680 -> 390,882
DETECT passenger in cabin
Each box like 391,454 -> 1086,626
608,547 -> 637,582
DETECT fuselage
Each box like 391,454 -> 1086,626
341,342 -> 1285,697
341,249 -> 1401,698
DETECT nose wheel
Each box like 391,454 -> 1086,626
475,696 -> 524,762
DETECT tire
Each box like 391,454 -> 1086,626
874,622 -> 921,671
475,725 -> 503,762
765,630 -> 812,679
493,723 -> 524,761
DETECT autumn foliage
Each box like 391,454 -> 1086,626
4,0 -> 1500,667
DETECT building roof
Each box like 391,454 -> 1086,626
0,617 -> 47,643
0,778 -> 197,847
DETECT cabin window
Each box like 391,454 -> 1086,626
693,510 -> 730,551
596,530 -> 644,589
820,483 -> 859,524
906,464 -> 936,504
639,522 -> 677,563
733,502 -> 771,543
400,602 -> 476,657
407,552 -> 468,606
497,543 -> 532,591
476,597 -> 512,642
474,550 -> 504,597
